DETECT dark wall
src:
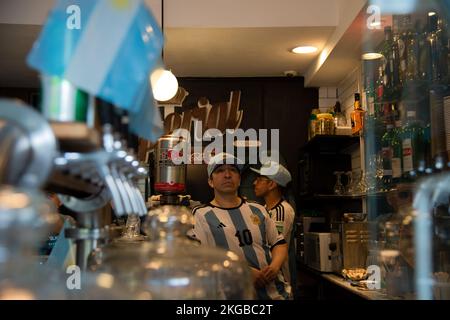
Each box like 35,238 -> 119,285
178,77 -> 318,205
0,87 -> 40,109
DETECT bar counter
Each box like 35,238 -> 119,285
298,263 -> 412,300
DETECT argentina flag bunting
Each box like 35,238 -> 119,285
27,0 -> 164,114
129,80 -> 163,142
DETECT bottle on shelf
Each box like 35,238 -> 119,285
429,86 -> 449,170
418,21 -> 432,82
308,112 -> 318,140
406,24 -> 420,82
333,100 -> 347,128
376,66 -> 386,103
436,18 -> 449,84
391,122 -> 403,184
426,12 -> 449,86
380,26 -> 401,100
381,124 -> 395,190
401,110 -> 425,181
351,93 -> 365,135
308,108 -> 321,140
398,15 -> 411,86
364,75 -> 376,116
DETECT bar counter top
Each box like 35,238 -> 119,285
320,273 -> 402,300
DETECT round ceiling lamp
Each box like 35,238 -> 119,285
151,68 -> 178,101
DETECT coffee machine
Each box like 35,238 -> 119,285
330,215 -> 370,273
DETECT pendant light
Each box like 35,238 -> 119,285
151,0 -> 179,102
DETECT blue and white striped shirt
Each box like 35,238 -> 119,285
192,198 -> 292,300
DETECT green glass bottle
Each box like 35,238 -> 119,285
406,25 -> 420,81
391,122 -> 403,184
40,75 -> 89,122
401,111 -> 424,180
380,26 -> 400,101
381,124 -> 394,190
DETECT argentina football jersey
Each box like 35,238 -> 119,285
193,198 -> 292,300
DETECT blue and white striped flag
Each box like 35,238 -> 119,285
129,81 -> 163,142
27,0 -> 163,113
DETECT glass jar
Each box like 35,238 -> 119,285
316,113 -> 335,135
93,205 -> 254,299
0,186 -> 65,299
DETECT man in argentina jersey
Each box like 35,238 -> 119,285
192,153 -> 292,300
252,161 -> 297,292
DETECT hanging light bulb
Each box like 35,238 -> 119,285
149,0 -> 179,102
150,68 -> 178,102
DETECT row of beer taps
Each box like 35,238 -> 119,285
53,100 -> 149,217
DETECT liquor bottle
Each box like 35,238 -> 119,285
333,101 -> 347,127
402,111 -> 424,180
418,21 -> 432,82
380,26 -> 401,100
364,76 -> 376,116
375,66 -> 385,103
428,13 -> 440,84
391,122 -> 403,184
308,113 -> 317,140
436,18 -> 449,84
387,102 -> 400,126
398,15 -> 411,86
429,87 -> 448,169
392,33 -> 402,93
406,26 -> 420,81
351,93 -> 365,135
381,124 -> 394,190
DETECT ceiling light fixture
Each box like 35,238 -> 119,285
291,46 -> 318,54
428,11 -> 437,16
151,0 -> 178,102
361,53 -> 384,60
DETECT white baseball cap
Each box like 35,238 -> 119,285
207,152 -> 245,177
250,161 -> 292,187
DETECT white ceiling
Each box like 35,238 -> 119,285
0,0 -> 368,88
165,27 -> 335,77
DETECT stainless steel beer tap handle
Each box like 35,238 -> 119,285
110,163 -> 133,215
118,169 -> 141,215
133,182 -> 148,215
98,163 -> 126,216
121,154 -> 147,216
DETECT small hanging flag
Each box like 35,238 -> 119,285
27,0 -> 163,112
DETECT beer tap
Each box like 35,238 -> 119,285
413,172 -> 450,299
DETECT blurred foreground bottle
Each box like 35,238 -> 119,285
0,187 -> 64,299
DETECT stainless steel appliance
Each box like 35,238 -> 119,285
330,222 -> 343,274
155,135 -> 186,204
342,221 -> 370,269
304,232 -> 332,272
298,216 -> 325,262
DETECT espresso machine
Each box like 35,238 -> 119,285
153,134 -> 187,206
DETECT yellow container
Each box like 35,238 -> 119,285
316,113 -> 335,135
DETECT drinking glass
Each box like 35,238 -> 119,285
333,171 -> 345,195
345,171 -> 354,195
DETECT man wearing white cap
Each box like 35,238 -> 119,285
192,152 -> 292,300
252,161 -> 297,292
